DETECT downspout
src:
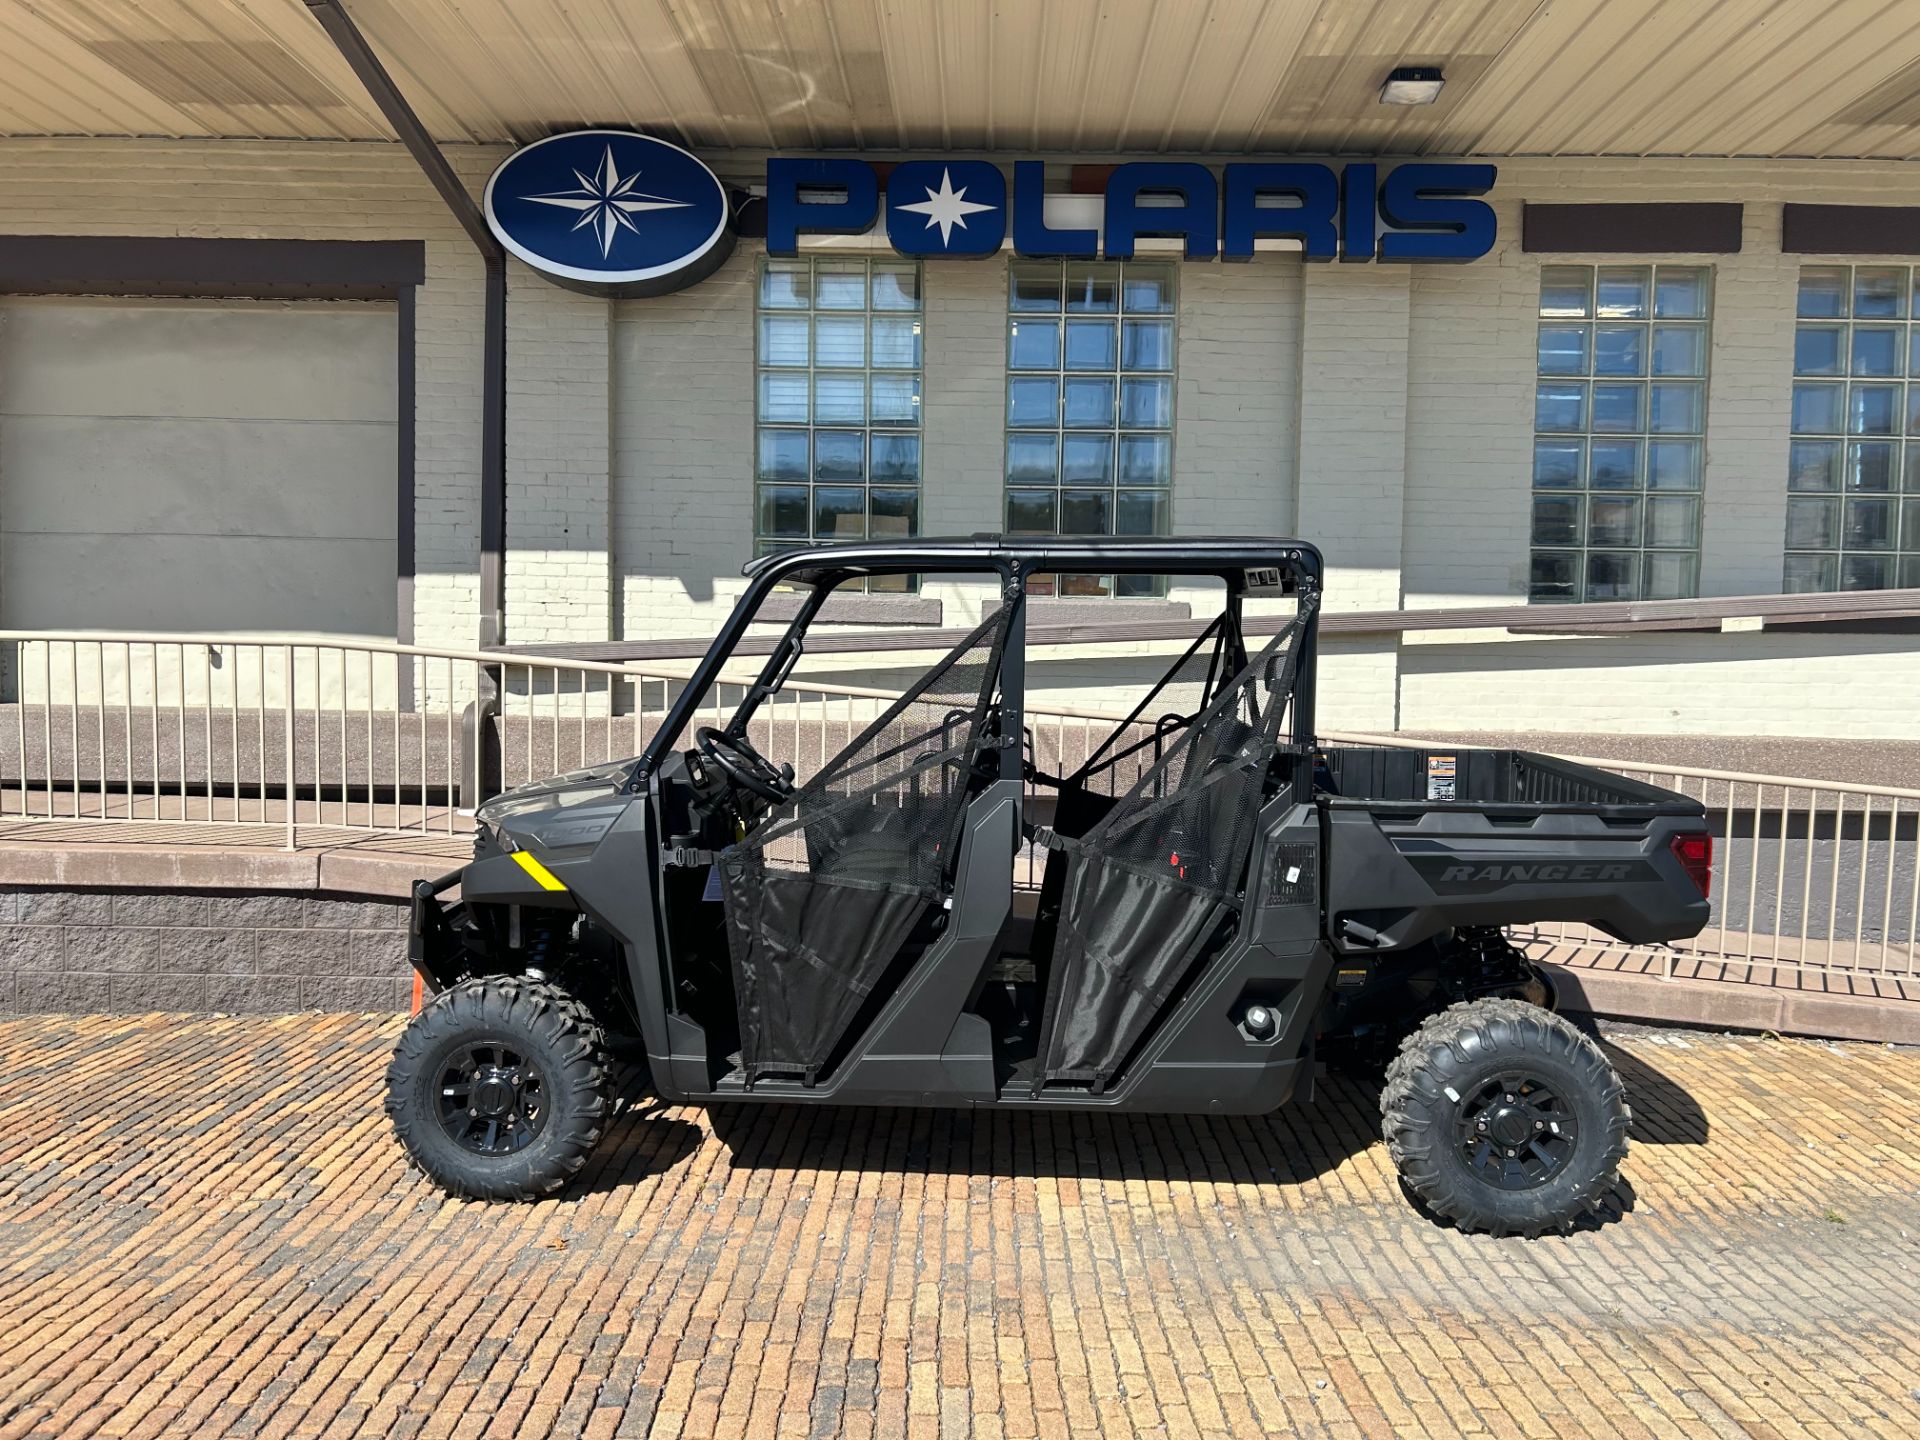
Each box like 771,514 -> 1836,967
304,0 -> 507,651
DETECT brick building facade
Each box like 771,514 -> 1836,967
2,138 -> 1917,739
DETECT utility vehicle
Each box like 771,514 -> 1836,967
392,537 -> 1713,1236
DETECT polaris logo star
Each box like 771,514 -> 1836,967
483,130 -> 734,297
522,144 -> 693,261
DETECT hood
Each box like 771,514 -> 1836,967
474,757 -> 639,852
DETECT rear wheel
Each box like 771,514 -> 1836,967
1381,997 -> 1628,1237
386,975 -> 612,1201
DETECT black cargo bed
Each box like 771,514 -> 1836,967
1314,746 -> 1712,952
1317,746 -> 1697,816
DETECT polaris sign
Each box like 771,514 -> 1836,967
484,130 -> 734,297
767,158 -> 1497,263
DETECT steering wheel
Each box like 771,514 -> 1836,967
695,726 -> 794,804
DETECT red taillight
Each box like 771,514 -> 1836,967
1670,830 -> 1712,897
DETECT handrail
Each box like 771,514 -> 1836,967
1,628 -> 1913,983
0,630 -> 646,677
4,629 -> 1913,799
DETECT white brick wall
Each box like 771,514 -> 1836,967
506,262 -> 612,645
609,251 -> 756,638
1175,255 -> 1300,537
1298,263 -> 1411,615
3,137 -> 1917,740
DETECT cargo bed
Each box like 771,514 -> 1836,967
1318,746 -> 1700,814
1316,746 -> 1712,953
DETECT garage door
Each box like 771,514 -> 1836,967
0,296 -> 398,636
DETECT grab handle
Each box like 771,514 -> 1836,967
1339,917 -> 1388,949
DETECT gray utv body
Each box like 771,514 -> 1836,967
409,536 -> 1712,1116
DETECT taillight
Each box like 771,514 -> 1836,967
1670,830 -> 1712,897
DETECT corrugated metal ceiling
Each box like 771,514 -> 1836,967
3,0 -> 1920,159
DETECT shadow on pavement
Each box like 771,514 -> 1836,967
564,1037 -> 1707,1213
1557,1006 -> 1712,1145
567,1067 -> 705,1195
699,1068 -> 1385,1190
1605,1042 -> 1712,1145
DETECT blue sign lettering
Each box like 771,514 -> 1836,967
1220,163 -> 1339,262
1377,163 -> 1498,262
886,160 -> 1005,258
1340,163 -> 1377,262
765,157 -> 878,255
1010,160 -> 1097,259
764,158 -> 1496,264
1103,162 -> 1219,260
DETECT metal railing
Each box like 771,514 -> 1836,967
0,632 -> 668,847
1,631 -> 1913,986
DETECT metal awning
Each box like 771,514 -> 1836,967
3,0 -> 1920,160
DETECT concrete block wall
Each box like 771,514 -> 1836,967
920,253 -> 1010,546
1298,263 -> 1412,612
0,889 -> 410,1014
1404,248 -> 1539,606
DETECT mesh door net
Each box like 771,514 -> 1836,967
1024,612 -> 1248,977
1033,608 -> 1312,1092
719,606 -> 1011,1083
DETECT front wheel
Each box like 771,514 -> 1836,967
386,976 -> 612,1201
1381,997 -> 1629,1237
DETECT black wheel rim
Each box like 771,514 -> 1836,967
436,1041 -> 547,1156
1454,1070 -> 1579,1191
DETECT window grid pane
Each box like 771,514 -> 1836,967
1787,262 -> 1920,593
756,258 -> 923,590
1005,260 -> 1175,596
1530,264 -> 1710,603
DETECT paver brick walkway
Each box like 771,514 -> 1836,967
1,1014 -> 1918,1439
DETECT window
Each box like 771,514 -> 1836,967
1004,260 -> 1175,597
1529,264 -> 1710,603
755,257 -> 923,591
1785,265 -> 1920,592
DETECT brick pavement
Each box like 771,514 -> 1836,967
0,1013 -> 1917,1439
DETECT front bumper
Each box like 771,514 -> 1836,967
407,867 -> 467,987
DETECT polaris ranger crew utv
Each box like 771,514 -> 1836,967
393,537 -> 1713,1236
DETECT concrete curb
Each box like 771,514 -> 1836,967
1545,961 -> 1920,1046
0,842 -> 439,899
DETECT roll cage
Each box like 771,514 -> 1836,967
631,535 -> 1324,789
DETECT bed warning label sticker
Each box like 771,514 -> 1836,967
1426,754 -> 1457,802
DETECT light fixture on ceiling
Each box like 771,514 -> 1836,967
1380,66 -> 1445,106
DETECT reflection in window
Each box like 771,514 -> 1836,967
1004,260 -> 1176,596
1786,264 -> 1920,593
755,257 -> 922,591
1530,264 -> 1711,603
